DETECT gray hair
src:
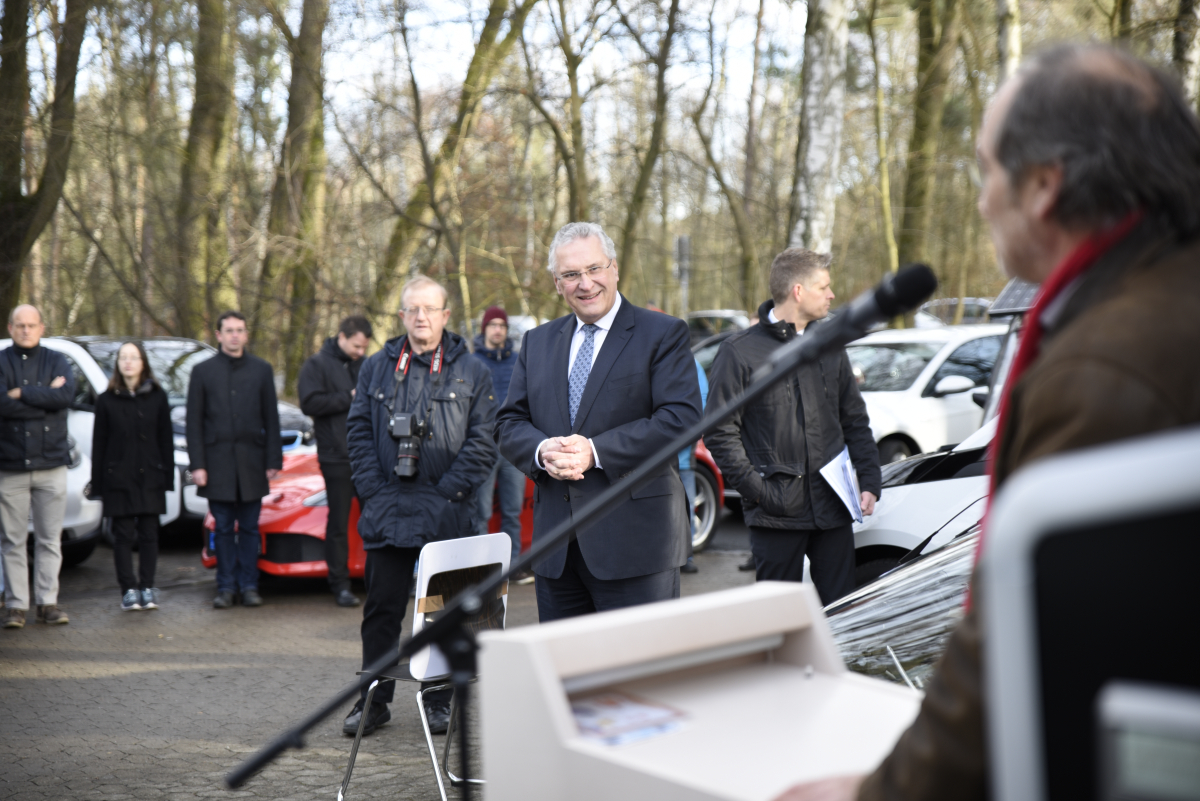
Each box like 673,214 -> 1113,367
547,222 -> 617,274
998,44 -> 1200,235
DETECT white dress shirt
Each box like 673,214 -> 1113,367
768,305 -> 807,333
535,294 -> 623,472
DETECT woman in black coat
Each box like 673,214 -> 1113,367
91,341 -> 174,611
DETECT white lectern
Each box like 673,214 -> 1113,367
480,582 -> 920,800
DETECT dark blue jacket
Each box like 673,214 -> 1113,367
0,344 -> 76,471
496,296 -> 702,580
348,331 -> 497,549
471,334 -> 517,405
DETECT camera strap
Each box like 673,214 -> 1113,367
388,337 -> 445,418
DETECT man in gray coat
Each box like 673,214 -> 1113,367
0,305 -> 75,629
186,311 -> 283,609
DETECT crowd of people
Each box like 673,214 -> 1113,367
2,40 -> 1197,801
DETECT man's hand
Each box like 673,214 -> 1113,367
539,436 -> 594,481
267,469 -> 280,480
350,388 -> 356,397
192,468 -> 208,487
861,491 -> 877,516
6,388 -> 18,399
50,376 -> 66,388
772,774 -> 864,801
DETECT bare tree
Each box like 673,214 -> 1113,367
787,0 -> 848,253
996,0 -> 1020,83
1175,0 -> 1200,109
0,0 -> 90,322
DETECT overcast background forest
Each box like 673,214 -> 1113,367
2,0 -> 1198,390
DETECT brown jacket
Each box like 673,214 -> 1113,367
858,220 -> 1200,801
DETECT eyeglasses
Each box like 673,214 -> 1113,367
402,306 -> 445,317
555,260 -> 612,286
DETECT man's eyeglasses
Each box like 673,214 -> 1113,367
402,306 -> 445,317
555,260 -> 612,286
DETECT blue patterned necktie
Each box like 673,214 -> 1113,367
568,323 -> 599,426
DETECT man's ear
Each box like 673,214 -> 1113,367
1027,162 -> 1064,221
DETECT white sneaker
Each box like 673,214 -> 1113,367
121,590 -> 143,611
140,588 -> 160,610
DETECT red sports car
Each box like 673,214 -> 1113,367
201,445 -> 724,579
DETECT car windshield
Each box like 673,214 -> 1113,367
77,339 -> 214,407
847,342 -> 943,392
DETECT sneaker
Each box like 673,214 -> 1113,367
738,556 -> 757,572
342,698 -> 391,736
36,605 -> 69,625
424,698 -> 452,735
3,607 -> 25,629
213,591 -> 235,609
121,590 -> 143,611
681,557 -> 699,574
334,589 -> 361,608
513,569 -> 536,586
241,589 -> 263,607
140,588 -> 159,610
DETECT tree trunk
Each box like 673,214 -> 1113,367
0,0 -> 89,323
996,0 -> 1020,84
867,0 -> 898,278
256,0 -> 330,388
175,0 -> 234,338
616,0 -> 682,276
375,0 -> 539,317
740,0 -> 765,304
1175,0 -> 1200,110
895,0 -> 960,268
1114,0 -> 1133,41
787,0 -> 848,254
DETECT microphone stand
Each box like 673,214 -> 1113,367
225,266 -> 937,795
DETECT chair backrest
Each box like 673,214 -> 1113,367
983,426 -> 1200,801
409,532 -> 512,680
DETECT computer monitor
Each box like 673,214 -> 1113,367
982,426 -> 1200,801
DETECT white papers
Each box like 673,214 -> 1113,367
571,691 -> 688,746
820,445 -> 863,524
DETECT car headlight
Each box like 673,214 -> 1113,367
173,434 -> 188,451
69,445 -> 82,470
181,468 -> 195,487
302,490 -> 328,507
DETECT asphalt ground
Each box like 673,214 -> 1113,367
0,511 -> 753,800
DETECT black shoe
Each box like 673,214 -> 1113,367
335,589 -> 361,607
213,591 -> 235,609
424,698 -> 452,735
241,589 -> 264,607
513,569 -> 535,586
342,699 -> 391,736
681,557 -> 699,574
738,556 -> 756,572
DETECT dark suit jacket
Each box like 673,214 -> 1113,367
496,295 -> 702,580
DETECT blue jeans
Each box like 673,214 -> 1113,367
475,456 -> 525,560
210,500 -> 263,593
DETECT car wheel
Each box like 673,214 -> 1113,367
854,556 -> 902,587
878,438 -> 913,464
691,467 -> 720,553
60,536 -> 98,568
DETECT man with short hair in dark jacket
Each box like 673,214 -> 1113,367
298,315 -> 372,607
343,276 -> 496,738
0,305 -> 76,629
471,306 -> 528,576
706,249 -> 881,605
186,311 -> 283,610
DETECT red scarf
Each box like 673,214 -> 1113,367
968,212 -> 1143,602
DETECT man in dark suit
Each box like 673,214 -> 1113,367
496,222 -> 702,622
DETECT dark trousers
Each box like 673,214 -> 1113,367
112,515 -> 159,592
319,462 -> 354,593
359,545 -> 449,706
749,524 -> 856,606
210,500 -> 262,594
535,539 -> 680,623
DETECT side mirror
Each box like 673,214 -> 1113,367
972,389 -> 990,409
932,375 -> 976,397
70,401 -> 95,413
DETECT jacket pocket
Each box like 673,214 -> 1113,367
631,474 -> 675,499
758,465 -> 806,517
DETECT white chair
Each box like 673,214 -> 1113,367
340,532 -> 511,801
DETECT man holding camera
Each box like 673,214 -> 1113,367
343,276 -> 497,737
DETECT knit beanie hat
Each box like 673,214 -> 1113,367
481,306 -> 508,329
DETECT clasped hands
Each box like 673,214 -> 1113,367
7,375 -> 66,399
539,435 -> 594,481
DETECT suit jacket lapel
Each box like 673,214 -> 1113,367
571,297 -> 635,434
552,314 -> 574,433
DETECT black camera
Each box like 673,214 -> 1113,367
390,412 -> 427,479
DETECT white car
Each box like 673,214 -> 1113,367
847,324 -> 1008,462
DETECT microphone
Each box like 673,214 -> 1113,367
766,263 -> 937,375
